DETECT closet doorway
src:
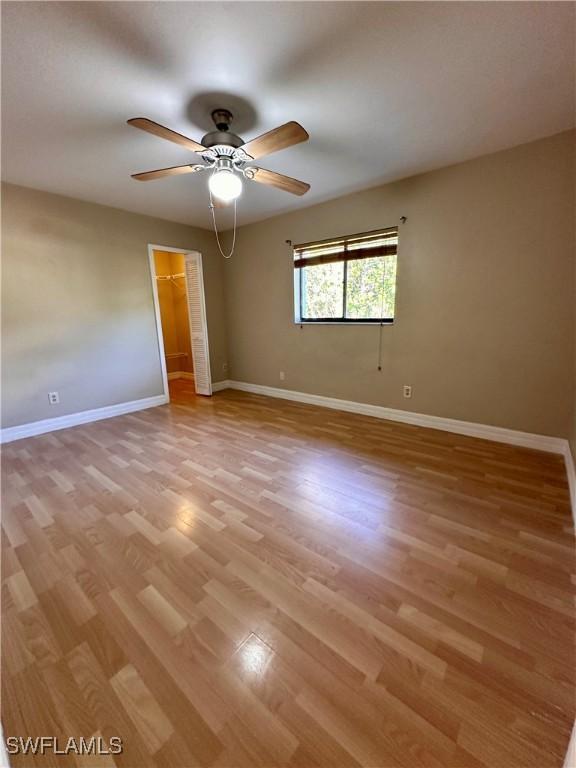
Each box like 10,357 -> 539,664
148,245 -> 212,403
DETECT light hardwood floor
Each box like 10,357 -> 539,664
2,385 -> 574,767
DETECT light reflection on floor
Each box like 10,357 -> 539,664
234,632 -> 275,679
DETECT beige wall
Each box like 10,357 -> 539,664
224,130 -> 575,439
1,183 -> 227,428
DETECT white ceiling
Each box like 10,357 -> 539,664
2,1 -> 575,229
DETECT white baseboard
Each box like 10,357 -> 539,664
212,379 -> 231,392
0,394 -> 168,444
225,380 -> 568,455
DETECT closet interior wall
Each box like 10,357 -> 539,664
154,250 -> 194,379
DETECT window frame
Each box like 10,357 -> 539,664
293,227 -> 398,325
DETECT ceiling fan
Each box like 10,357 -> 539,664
127,109 -> 310,202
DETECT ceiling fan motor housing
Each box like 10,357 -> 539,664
201,130 -> 243,148
201,108 -> 243,149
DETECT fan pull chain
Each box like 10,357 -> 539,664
376,265 -> 386,371
209,189 -> 237,259
377,216 -> 406,370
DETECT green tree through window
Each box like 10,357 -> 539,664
346,256 -> 396,319
301,262 -> 344,318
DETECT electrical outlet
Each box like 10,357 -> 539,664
279,371 -> 285,381
403,385 -> 412,399
223,362 -> 228,373
48,391 -> 60,405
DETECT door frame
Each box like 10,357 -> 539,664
147,243 -> 210,401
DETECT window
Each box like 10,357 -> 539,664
294,227 -> 398,323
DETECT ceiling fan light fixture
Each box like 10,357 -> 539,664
209,168 -> 242,202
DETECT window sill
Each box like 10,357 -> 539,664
294,321 -> 395,326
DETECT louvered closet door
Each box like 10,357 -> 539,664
184,252 -> 212,396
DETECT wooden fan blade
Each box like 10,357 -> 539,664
249,167 -> 310,196
127,118 -> 205,153
131,164 -> 204,181
241,122 -> 309,160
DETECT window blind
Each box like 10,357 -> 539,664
293,227 -> 398,269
